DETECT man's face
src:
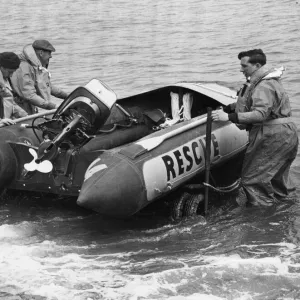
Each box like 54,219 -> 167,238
0,67 -> 16,78
38,50 -> 52,67
240,56 -> 261,79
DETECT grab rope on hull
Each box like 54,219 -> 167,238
183,178 -> 241,194
202,178 -> 241,193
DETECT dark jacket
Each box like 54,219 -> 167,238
0,71 -> 27,119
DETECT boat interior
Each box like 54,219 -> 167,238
70,85 -> 225,152
116,85 -> 222,121
82,85 -> 224,151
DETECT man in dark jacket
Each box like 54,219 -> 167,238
0,52 -> 27,127
212,49 -> 298,206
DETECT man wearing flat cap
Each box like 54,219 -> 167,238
11,39 -> 68,115
0,52 -> 27,127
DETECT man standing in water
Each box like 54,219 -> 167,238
211,49 -> 298,206
11,40 -> 68,115
0,52 -> 27,128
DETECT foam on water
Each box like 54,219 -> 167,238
1,205 -> 300,299
0,222 -> 36,240
0,237 -> 299,299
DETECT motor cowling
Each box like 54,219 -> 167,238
35,79 -> 117,166
54,79 -> 117,133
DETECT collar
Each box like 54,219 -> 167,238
249,66 -> 271,83
38,66 -> 51,77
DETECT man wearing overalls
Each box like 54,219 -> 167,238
212,49 -> 298,206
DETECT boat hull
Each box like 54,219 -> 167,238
77,118 -> 248,217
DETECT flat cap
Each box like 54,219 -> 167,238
32,40 -> 56,52
0,52 -> 20,69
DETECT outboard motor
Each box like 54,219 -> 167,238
26,79 -> 117,173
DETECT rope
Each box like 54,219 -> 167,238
183,178 -> 241,194
98,120 -> 134,133
202,178 -> 241,193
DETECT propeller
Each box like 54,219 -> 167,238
24,148 -> 53,173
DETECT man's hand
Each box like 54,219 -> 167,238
0,118 -> 16,127
211,107 -> 229,122
55,100 -> 63,109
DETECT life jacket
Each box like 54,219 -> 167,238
235,66 -> 272,114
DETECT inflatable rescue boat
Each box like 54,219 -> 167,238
0,79 -> 248,218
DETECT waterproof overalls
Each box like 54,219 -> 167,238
235,66 -> 298,205
10,44 -> 68,115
